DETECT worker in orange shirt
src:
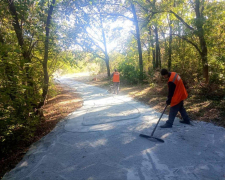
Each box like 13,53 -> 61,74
111,69 -> 120,94
160,69 -> 191,128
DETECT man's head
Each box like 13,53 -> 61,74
114,69 -> 117,72
161,69 -> 169,78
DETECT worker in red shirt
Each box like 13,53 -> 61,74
111,69 -> 120,94
160,69 -> 191,128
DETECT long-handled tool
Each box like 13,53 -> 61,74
140,105 -> 168,143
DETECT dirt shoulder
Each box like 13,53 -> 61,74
73,73 -> 225,128
0,83 -> 83,179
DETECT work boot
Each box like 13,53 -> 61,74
179,120 -> 191,125
160,123 -> 172,128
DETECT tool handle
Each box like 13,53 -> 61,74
151,105 -> 168,136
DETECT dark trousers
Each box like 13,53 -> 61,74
113,82 -> 120,94
167,101 -> 190,125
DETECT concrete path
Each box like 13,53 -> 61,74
3,77 -> 225,180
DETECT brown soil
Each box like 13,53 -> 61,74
0,84 -> 82,179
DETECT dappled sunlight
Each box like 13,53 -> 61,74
80,164 -> 95,171
48,93 -> 71,100
88,106 -> 109,112
19,161 -> 28,168
76,138 -> 108,148
188,101 -> 211,110
161,133 -> 171,139
90,138 -> 107,148
126,116 -> 157,132
58,99 -> 81,105
129,122 -> 152,132
132,87 -> 151,98
121,136 -> 137,145
89,124 -> 115,131
43,84 -> 83,125
141,146 -> 156,155
129,90 -> 140,96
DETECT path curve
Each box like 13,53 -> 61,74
3,77 -> 225,180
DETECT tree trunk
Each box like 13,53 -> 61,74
7,0 -> 33,87
100,14 -> 110,77
131,2 -> 143,82
38,0 -> 56,108
168,21 -> 172,71
152,49 -> 156,69
147,35 -> 151,63
6,0 -> 35,114
154,26 -> 159,69
105,54 -> 110,77
158,47 -> 161,69
195,0 -> 209,83
149,27 -> 156,69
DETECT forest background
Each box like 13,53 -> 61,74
0,0 -> 225,178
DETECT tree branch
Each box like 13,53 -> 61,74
171,33 -> 201,54
169,10 -> 195,31
103,13 -> 134,22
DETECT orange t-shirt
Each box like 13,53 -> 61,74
113,72 -> 120,82
168,72 -> 188,106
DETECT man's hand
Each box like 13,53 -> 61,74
166,99 -> 170,105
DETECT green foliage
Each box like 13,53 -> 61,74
117,58 -> 147,84
118,61 -> 139,84
0,0 -> 67,158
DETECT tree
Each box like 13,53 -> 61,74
38,0 -> 56,109
0,0 -> 59,157
170,0 -> 209,82
130,1 -> 143,81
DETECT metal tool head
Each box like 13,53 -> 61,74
139,134 -> 164,143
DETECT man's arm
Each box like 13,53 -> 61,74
167,82 -> 176,105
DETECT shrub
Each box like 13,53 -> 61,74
118,62 -> 140,84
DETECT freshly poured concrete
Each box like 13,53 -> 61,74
3,77 -> 225,180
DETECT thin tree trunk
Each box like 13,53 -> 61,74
158,46 -> 161,69
7,0 -> 33,87
100,14 -> 110,77
148,27 -> 156,69
38,0 -> 56,108
195,0 -> 208,83
131,2 -> 143,82
168,21 -> 172,71
147,35 -> 151,63
154,26 -> 159,69
148,27 -> 151,72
